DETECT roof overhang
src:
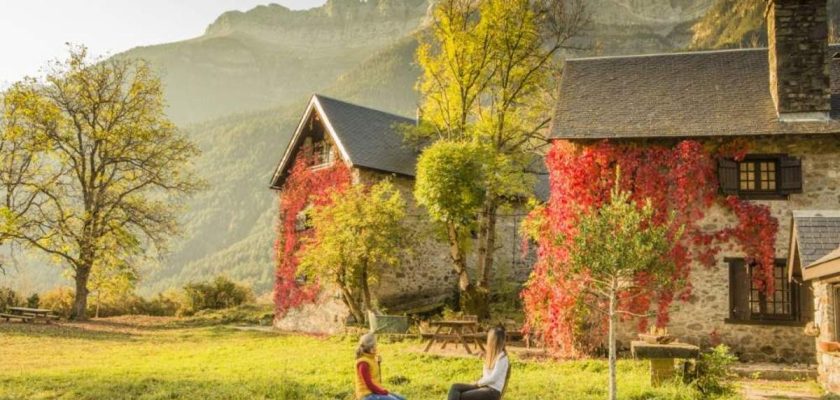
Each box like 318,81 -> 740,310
788,210 -> 840,281
269,95 -> 354,190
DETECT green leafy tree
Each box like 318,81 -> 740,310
561,179 -> 680,400
297,180 -> 409,324
412,0 -> 587,316
0,46 -> 203,320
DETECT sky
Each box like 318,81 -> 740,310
0,0 -> 328,86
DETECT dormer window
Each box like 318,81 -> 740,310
718,154 -> 802,199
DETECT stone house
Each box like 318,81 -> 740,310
549,0 -> 840,365
269,94 -> 543,333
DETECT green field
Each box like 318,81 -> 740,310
0,317 -> 814,400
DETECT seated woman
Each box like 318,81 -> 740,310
448,327 -> 510,400
355,333 -> 406,400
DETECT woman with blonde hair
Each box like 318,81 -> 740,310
354,333 -> 406,400
447,327 -> 510,400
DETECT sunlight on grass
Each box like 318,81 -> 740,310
0,320 -> 741,399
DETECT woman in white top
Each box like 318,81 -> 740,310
447,327 -> 510,400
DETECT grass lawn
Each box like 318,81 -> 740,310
0,316 -> 806,400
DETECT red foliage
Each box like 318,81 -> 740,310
522,140 -> 778,356
273,149 -> 351,317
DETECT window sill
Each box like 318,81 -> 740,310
724,318 -> 806,327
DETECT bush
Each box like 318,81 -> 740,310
26,293 -> 40,308
180,276 -> 254,316
694,344 -> 737,395
40,287 -> 75,318
0,287 -> 21,311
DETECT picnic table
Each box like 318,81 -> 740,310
1,307 -> 58,323
631,340 -> 700,386
423,319 -> 486,355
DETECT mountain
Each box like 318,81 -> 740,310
120,0 -> 430,124
8,0 -> 743,295
690,0 -> 840,49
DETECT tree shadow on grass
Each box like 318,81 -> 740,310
0,374 -> 354,400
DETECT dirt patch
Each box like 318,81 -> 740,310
739,379 -> 824,400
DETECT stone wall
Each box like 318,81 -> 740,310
274,167 -> 534,333
616,135 -> 840,363
767,0 -> 831,115
812,280 -> 840,391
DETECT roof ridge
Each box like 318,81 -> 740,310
566,47 -> 768,63
313,94 -> 416,122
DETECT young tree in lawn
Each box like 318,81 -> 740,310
412,0 -> 587,315
297,180 -> 408,324
0,46 -> 202,320
562,179 -> 679,400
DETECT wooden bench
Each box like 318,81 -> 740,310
0,313 -> 32,323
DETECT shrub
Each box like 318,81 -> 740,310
0,287 -> 21,311
40,287 -> 75,318
26,293 -> 40,308
694,344 -> 737,395
180,276 -> 254,316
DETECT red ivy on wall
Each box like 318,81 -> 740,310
273,149 -> 351,317
522,139 -> 778,356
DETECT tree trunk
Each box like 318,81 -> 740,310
447,223 -> 470,292
71,265 -> 91,321
95,292 -> 101,319
608,280 -> 618,400
479,200 -> 497,290
339,284 -> 365,324
360,263 -> 373,314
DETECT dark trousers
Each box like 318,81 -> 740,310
447,383 -> 501,400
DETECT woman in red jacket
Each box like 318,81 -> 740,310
354,333 -> 406,400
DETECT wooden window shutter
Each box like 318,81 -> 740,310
729,259 -> 750,321
779,156 -> 803,194
718,158 -> 739,195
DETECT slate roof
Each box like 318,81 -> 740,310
813,247 -> 840,267
315,95 -> 417,177
269,95 -> 417,189
270,95 -> 552,202
791,210 -> 840,268
550,46 -> 840,139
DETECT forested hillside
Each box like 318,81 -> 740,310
11,0 -> 791,295
691,0 -> 840,49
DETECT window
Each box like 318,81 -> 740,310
748,263 -> 792,320
718,154 -> 802,199
311,141 -> 335,168
738,160 -> 776,192
728,258 -> 808,325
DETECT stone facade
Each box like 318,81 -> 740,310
812,280 -> 840,391
767,0 -> 831,116
274,165 -> 534,334
615,135 -> 840,363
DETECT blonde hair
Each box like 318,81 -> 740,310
484,327 -> 507,369
356,333 -> 377,359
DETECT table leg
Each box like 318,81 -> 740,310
456,327 -> 473,355
649,358 -> 675,387
442,326 -> 452,350
424,325 -> 443,352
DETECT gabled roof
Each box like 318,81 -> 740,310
788,210 -> 840,281
550,46 -> 840,139
269,95 -> 552,202
270,95 -> 417,189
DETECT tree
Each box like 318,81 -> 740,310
560,178 -> 679,400
412,0 -> 587,316
88,259 -> 138,319
297,180 -> 408,324
0,46 -> 202,320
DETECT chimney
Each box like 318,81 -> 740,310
767,0 -> 831,121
